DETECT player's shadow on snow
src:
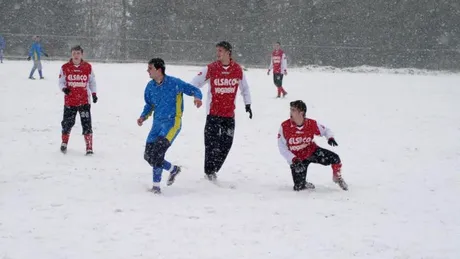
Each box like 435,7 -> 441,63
275,184 -> 343,194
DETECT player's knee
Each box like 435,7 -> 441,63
82,128 -> 92,135
331,153 -> 341,164
144,137 -> 171,167
82,122 -> 92,135
61,120 -> 75,133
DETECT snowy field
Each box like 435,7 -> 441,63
0,60 -> 459,259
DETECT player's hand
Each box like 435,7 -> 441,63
245,104 -> 252,119
267,70 -> 270,75
328,138 -> 338,146
27,56 -> 31,61
92,93 -> 98,103
62,88 -> 71,95
137,117 -> 145,126
194,98 -> 202,108
284,70 -> 288,76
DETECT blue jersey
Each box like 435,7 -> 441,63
28,42 -> 45,60
140,75 -> 203,143
0,35 -> 5,50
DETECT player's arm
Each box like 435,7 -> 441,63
316,121 -> 338,146
177,79 -> 203,100
277,126 -> 296,165
190,66 -> 209,88
88,68 -> 98,103
281,53 -> 287,74
139,84 -> 154,122
41,46 -> 48,57
177,79 -> 203,108
267,56 -> 273,74
239,71 -> 252,105
58,68 -> 70,95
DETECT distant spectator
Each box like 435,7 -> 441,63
27,35 -> 48,79
0,34 -> 5,63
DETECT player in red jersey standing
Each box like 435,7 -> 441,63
58,45 -> 98,155
267,42 -> 288,98
278,100 -> 348,191
190,41 -> 252,181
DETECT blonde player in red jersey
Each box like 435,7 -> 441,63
190,41 -> 252,181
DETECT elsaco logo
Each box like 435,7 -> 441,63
67,74 -> 88,81
67,74 -> 88,87
288,137 -> 312,151
213,78 -> 238,94
213,78 -> 238,86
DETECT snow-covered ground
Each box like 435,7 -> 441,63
1,60 -> 459,259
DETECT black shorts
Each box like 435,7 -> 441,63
61,104 -> 92,135
273,73 -> 284,87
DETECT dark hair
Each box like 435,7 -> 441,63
216,41 -> 232,54
71,45 -> 84,53
276,41 -> 281,45
290,100 -> 307,113
148,58 -> 166,75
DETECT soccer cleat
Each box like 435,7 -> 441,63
60,143 -> 67,154
293,181 -> 315,191
333,175 -> 348,191
167,166 -> 181,186
305,181 -> 315,189
204,173 -> 217,181
85,149 -> 93,156
150,186 -> 161,194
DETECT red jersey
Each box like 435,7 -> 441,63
278,118 -> 334,164
190,60 -> 251,118
59,59 -> 97,107
269,49 -> 287,74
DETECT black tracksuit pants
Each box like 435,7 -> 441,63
204,115 -> 235,175
291,147 -> 341,186
61,104 -> 93,135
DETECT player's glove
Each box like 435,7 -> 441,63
245,104 -> 252,119
43,53 -> 49,57
62,88 -> 71,95
27,56 -> 31,61
92,93 -> 98,103
328,138 -> 338,146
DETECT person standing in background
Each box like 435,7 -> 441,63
0,34 -> 5,63
27,35 -> 48,79
267,42 -> 288,98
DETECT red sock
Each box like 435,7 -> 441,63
277,87 -> 282,96
332,163 -> 342,177
62,133 -> 69,144
280,87 -> 287,94
84,134 -> 93,150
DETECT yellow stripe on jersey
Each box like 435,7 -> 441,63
166,93 -> 183,141
144,105 -> 154,120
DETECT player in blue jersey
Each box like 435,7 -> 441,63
27,36 -> 49,79
137,58 -> 203,194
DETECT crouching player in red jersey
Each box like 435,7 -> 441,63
58,45 -> 98,155
277,100 -> 348,191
